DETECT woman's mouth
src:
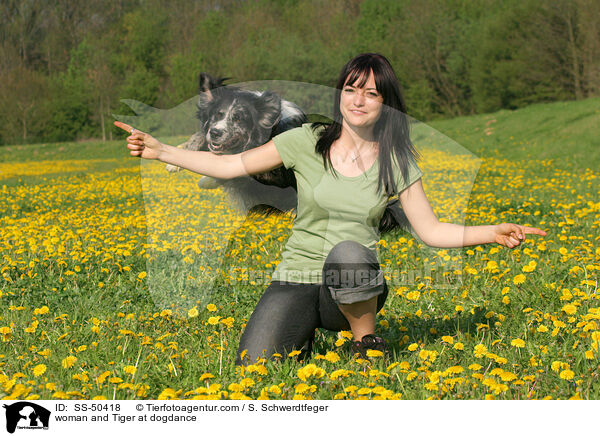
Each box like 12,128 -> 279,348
350,109 -> 366,115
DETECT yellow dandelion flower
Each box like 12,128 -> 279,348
207,316 -> 221,325
513,274 -> 526,285
123,366 -> 137,375
560,369 -> 574,380
137,271 -> 147,280
334,338 -> 346,347
408,343 -> 419,351
502,296 -> 510,304
324,351 -> 340,363
454,342 -> 465,350
188,307 -> 199,318
158,388 -> 178,399
340,331 -> 353,340
537,325 -> 548,333
406,291 -> 420,301
33,364 -> 46,376
33,306 -> 49,315
288,350 -> 302,357
206,304 -> 217,312
455,305 -> 464,312
62,355 -> 77,368
366,350 -> 384,358
473,344 -> 488,358
511,338 -> 526,348
561,304 -> 577,315
297,363 -> 326,381
220,317 -> 234,328
295,383 -> 310,394
441,336 -> 454,345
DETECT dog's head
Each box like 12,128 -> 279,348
196,73 -> 282,154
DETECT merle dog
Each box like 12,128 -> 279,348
168,73 -> 408,233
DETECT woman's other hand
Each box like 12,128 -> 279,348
114,121 -> 164,160
494,223 -> 547,249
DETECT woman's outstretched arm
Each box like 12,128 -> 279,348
114,121 -> 284,179
399,179 -> 547,248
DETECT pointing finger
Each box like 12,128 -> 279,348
114,121 -> 134,132
523,226 -> 547,237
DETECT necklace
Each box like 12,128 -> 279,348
342,140 -> 376,164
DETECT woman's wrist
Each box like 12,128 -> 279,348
156,141 -> 170,161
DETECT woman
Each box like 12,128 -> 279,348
114,53 -> 547,364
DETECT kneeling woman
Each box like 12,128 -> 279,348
116,53 -> 546,363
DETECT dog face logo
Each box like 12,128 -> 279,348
3,402 -> 51,433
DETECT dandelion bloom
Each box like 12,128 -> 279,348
366,350 -> 384,358
123,365 -> 137,375
62,356 -> 77,368
560,369 -> 575,380
511,338 -> 525,348
324,351 -> 340,363
513,274 -> 526,285
187,307 -> 199,318
561,304 -> 577,315
33,364 -> 46,376
207,316 -> 221,325
206,304 -> 217,312
473,344 -> 488,358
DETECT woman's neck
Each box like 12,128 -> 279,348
339,121 -> 377,151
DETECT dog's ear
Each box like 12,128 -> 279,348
198,73 -> 215,104
256,91 -> 282,129
198,73 -> 232,106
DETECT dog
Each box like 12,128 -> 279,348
168,73 -> 409,233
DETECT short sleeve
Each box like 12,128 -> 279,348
272,123 -> 321,170
272,126 -> 301,170
394,157 -> 423,195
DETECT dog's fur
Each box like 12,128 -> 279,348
168,73 -> 408,233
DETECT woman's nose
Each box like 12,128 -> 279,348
353,92 -> 365,105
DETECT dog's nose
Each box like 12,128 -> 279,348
209,128 -> 223,139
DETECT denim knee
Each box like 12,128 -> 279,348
322,240 -> 385,305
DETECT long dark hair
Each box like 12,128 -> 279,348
312,53 -> 421,196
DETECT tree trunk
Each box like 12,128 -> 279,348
565,10 -> 583,99
100,95 -> 106,141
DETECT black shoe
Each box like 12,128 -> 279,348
351,334 -> 388,358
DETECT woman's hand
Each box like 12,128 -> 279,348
494,223 -> 547,249
114,121 -> 164,160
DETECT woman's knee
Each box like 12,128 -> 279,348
324,240 -> 378,265
322,240 -> 385,305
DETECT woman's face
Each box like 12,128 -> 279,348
339,70 -> 384,132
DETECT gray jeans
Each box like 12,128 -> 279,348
235,240 -> 388,365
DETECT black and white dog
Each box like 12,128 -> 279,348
168,73 -> 408,233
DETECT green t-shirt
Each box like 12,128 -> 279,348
271,123 -> 423,284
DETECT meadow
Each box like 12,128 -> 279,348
0,97 -> 598,400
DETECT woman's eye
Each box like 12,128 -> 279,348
368,92 -> 379,98
343,88 -> 354,93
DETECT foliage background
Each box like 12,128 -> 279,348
0,0 -> 599,145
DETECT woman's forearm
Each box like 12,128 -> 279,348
425,222 -> 497,248
158,143 -> 235,179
